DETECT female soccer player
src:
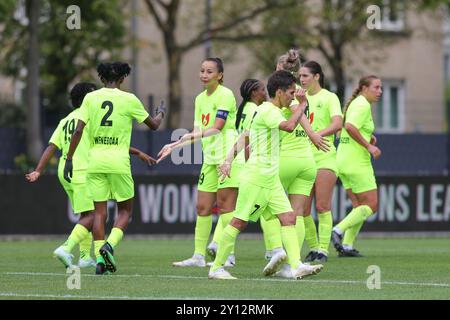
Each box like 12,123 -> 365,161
64,62 -> 164,274
210,70 -> 323,280
260,50 -> 328,269
331,75 -> 382,257
26,83 -> 156,269
158,58 -> 240,268
206,79 -> 267,265
299,61 -> 343,264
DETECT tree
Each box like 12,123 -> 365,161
0,0 -> 127,162
143,0 -> 296,128
249,0 -> 447,103
25,0 -> 43,163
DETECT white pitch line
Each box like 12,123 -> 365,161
0,292 -> 225,300
3,271 -> 450,288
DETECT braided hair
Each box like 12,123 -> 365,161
343,75 -> 379,121
235,79 -> 261,129
97,62 -> 131,83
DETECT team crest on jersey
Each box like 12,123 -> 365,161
309,112 -> 314,124
202,113 -> 210,126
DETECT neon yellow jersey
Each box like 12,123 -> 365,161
194,85 -> 237,164
78,88 -> 149,174
279,85 -> 313,158
234,101 -> 258,165
338,95 -> 374,165
243,101 -> 286,188
49,109 -> 91,183
307,88 -> 342,158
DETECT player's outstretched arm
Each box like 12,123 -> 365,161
25,144 -> 58,182
130,147 -> 157,166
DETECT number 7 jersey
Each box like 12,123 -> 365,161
77,88 -> 149,174
49,108 -> 91,183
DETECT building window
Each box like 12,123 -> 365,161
374,80 -> 405,133
380,0 -> 405,32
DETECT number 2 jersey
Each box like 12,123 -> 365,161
78,88 -> 149,174
49,108 -> 90,183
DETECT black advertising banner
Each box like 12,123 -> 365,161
0,174 -> 449,234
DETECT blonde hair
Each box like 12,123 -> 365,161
277,49 -> 302,80
343,75 -> 379,120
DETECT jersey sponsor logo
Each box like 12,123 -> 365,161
340,137 -> 350,144
202,113 -> 210,126
295,129 -> 308,138
309,112 -> 314,124
93,136 -> 119,145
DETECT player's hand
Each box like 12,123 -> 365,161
370,135 -> 377,145
218,160 -> 232,181
157,144 -> 173,163
156,100 -> 166,119
294,87 -> 307,105
63,159 -> 73,183
368,145 -> 381,160
138,151 -> 157,166
310,132 -> 330,152
25,171 -> 40,182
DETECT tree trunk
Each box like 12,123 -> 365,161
26,0 -> 43,163
167,50 -> 182,129
330,46 -> 346,108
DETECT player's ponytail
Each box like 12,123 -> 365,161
235,79 -> 260,129
343,75 -> 379,121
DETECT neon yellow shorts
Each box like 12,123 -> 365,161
338,167 -> 377,193
86,173 -> 133,202
233,179 -> 293,222
58,174 -> 94,214
279,156 -> 317,196
197,163 -> 242,193
314,152 -> 338,174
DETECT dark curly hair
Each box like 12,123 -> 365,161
97,62 -> 131,83
70,82 -> 97,108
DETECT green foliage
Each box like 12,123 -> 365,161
0,100 -> 26,129
0,0 -> 127,119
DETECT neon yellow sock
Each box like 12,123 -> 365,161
79,232 -> 93,260
337,205 -> 372,233
318,211 -> 333,254
304,215 -> 319,251
260,217 -> 271,250
94,240 -> 106,260
343,221 -> 364,247
219,212 -> 235,254
211,215 -> 223,243
212,225 -> 240,271
281,225 -> 300,270
295,216 -> 305,255
260,216 -> 282,250
194,215 -> 212,256
62,224 -> 89,253
107,227 -> 124,249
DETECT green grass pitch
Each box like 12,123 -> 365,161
0,237 -> 449,300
